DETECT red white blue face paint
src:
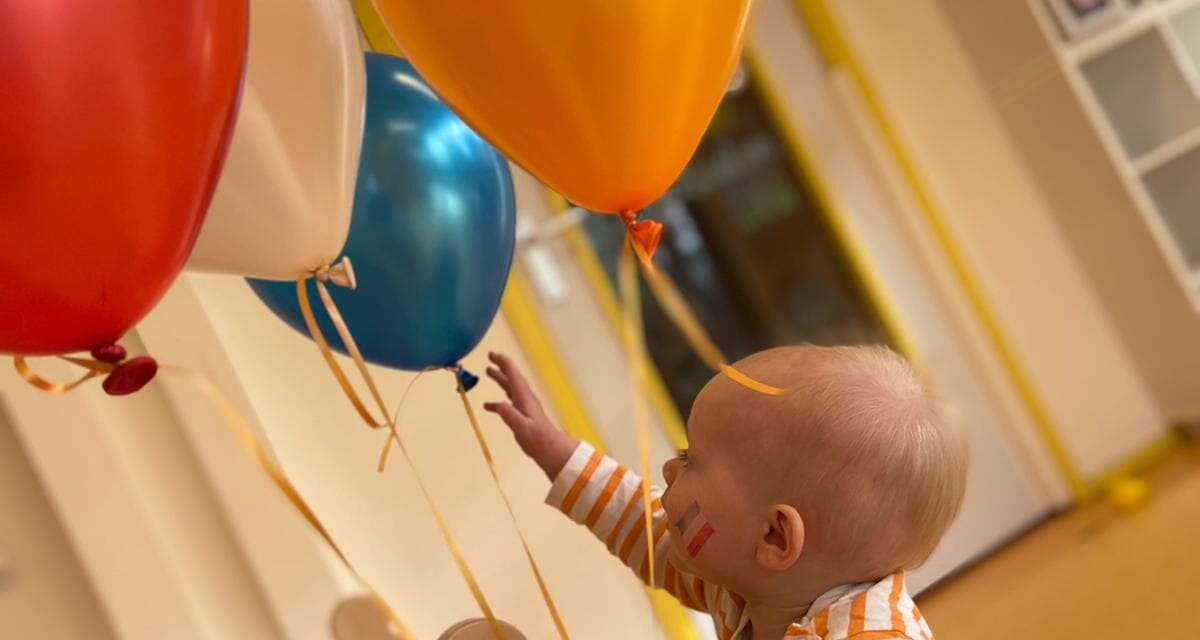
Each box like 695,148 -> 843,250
674,500 -> 715,558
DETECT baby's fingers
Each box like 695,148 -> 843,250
486,365 -> 511,391
489,352 -> 539,412
484,401 -> 530,432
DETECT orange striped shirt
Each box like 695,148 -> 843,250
547,443 -> 934,639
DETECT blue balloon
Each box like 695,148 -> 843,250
247,54 -> 516,371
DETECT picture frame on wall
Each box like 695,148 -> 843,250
1045,0 -> 1129,40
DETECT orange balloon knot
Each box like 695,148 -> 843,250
620,211 -> 663,261
90,344 -> 158,396
454,365 -> 480,392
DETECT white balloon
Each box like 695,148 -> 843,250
190,0 -> 365,280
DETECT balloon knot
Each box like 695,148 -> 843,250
102,356 -> 158,396
91,344 -> 127,364
456,366 -> 480,393
316,258 -> 357,290
620,211 -> 662,261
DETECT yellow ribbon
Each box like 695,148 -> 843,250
618,242 -> 657,589
295,262 -> 569,640
12,356 -> 416,640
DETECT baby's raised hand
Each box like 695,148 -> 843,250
484,351 -> 576,478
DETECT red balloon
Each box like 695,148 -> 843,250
0,1 -> 249,355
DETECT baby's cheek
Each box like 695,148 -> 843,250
669,498 -> 717,559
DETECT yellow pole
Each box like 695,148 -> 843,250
349,0 -> 404,57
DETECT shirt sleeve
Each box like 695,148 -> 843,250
546,440 -> 714,612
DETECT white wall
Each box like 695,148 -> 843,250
935,0 -> 1200,423
832,0 -> 1166,478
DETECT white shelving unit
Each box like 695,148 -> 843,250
1045,0 -> 1200,307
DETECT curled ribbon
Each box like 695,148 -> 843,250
296,259 -> 569,640
16,344 -> 160,397
12,353 -> 415,640
628,241 -> 788,398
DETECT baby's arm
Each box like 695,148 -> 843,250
484,352 -> 713,613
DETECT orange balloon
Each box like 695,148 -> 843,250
371,0 -> 755,217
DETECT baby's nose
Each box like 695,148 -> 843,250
662,458 -> 679,485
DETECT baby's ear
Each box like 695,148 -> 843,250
755,505 -> 805,572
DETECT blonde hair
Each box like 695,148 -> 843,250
739,345 -> 968,573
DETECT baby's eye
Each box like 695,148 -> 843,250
676,449 -> 689,465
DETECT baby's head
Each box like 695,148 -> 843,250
660,345 -> 968,597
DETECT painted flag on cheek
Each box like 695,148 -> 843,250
674,501 -> 715,558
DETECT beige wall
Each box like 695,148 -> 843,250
138,273 -> 665,640
933,0 -> 1200,423
0,408 -> 115,640
832,0 -> 1166,477
2,275 -> 665,639
1,354 -> 287,640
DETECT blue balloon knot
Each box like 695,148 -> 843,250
457,367 -> 480,392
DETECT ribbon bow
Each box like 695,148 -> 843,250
315,257 -> 357,290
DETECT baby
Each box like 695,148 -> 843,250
484,345 -> 967,640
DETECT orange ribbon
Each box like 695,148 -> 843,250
296,263 -> 506,639
452,371 -> 570,639
613,233 -> 791,595
14,355 -> 109,392
617,242 -> 658,589
629,241 -> 789,397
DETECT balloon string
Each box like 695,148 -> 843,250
379,412 -> 505,640
11,356 -> 416,640
159,365 -> 416,640
14,356 -> 109,392
452,370 -> 571,640
294,264 -> 507,640
628,241 -> 789,398
378,372 -> 429,472
294,265 -> 390,431
618,241 -> 657,590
